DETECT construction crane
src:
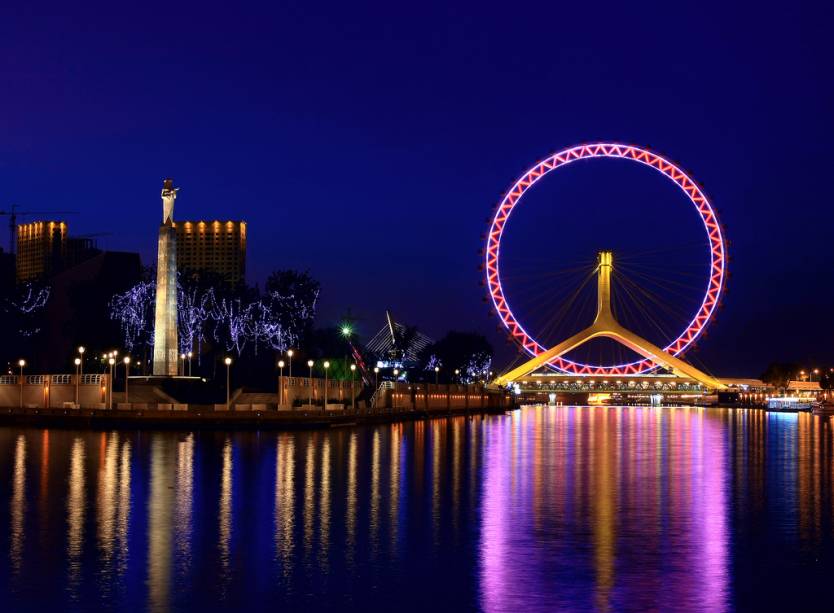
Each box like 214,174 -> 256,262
0,205 -> 79,254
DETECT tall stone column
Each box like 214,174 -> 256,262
153,179 -> 179,376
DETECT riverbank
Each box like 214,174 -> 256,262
0,403 -> 515,431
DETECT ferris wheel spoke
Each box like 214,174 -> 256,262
615,272 -> 697,331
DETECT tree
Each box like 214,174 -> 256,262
0,282 -> 50,365
391,324 -> 419,363
264,270 -> 320,350
760,362 -> 800,390
109,269 -> 320,382
419,331 -> 493,383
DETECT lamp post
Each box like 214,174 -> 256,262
74,358 -> 81,407
374,366 -> 379,389
123,356 -> 131,404
812,368 -> 820,382
800,370 -> 807,382
434,366 -> 440,385
393,368 -> 399,379
323,361 -> 330,410
108,357 -> 115,409
307,360 -> 314,407
18,359 -> 25,409
187,351 -> 193,377
225,357 -> 232,410
78,346 -> 85,378
455,368 -> 460,383
287,349 -> 294,378
350,364 -> 357,411
278,359 -> 285,405
180,353 -> 186,377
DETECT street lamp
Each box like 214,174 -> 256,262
78,346 -> 85,378
393,368 -> 399,379
434,366 -> 440,385
373,366 -> 379,389
225,357 -> 232,410
350,363 -> 357,411
323,361 -> 330,410
18,359 -> 25,409
180,353 -> 186,377
800,370 -> 807,382
812,368 -> 820,382
287,349 -> 294,378
108,357 -> 115,409
307,359 -> 314,406
454,368 -> 460,383
123,356 -> 131,404
278,359 -> 285,405
187,351 -> 193,377
74,358 -> 81,407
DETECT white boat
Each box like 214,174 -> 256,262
767,397 -> 813,412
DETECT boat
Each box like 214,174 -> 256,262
767,397 -> 813,412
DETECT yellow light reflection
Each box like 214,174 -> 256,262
275,434 -> 295,574
67,437 -> 86,596
10,435 -> 26,574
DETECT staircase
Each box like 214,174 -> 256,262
370,381 -> 393,409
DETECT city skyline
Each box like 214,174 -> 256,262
2,2 -> 832,376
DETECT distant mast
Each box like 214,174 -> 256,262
152,178 -> 179,376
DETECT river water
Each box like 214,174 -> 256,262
1,406 -> 833,612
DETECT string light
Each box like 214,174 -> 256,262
110,274 -> 318,358
2,283 -> 51,336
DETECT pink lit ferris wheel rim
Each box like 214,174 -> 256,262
485,143 -> 726,375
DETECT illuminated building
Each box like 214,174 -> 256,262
16,220 -> 67,282
174,220 -> 246,286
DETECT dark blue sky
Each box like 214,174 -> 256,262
2,1 -> 832,375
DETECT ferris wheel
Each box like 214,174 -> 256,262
485,143 -> 727,378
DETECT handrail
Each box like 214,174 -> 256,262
369,381 -> 393,409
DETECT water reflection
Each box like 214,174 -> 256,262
275,434 -> 295,574
370,429 -> 381,556
66,437 -> 86,601
479,407 -> 731,612
97,431 -> 119,586
318,436 -> 331,574
10,435 -> 26,575
218,438 -> 233,590
148,436 -> 174,612
389,424 -> 401,553
175,434 -> 193,581
345,432 -> 357,568
3,408 -> 834,611
116,438 -> 131,576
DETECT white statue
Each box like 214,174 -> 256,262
161,178 -> 178,223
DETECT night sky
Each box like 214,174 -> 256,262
2,1 -> 832,376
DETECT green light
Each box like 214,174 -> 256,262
341,325 -> 352,337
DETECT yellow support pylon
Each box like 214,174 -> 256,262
495,252 -> 726,390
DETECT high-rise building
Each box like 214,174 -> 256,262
16,221 -> 67,282
174,220 -> 246,285
66,237 -> 102,269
